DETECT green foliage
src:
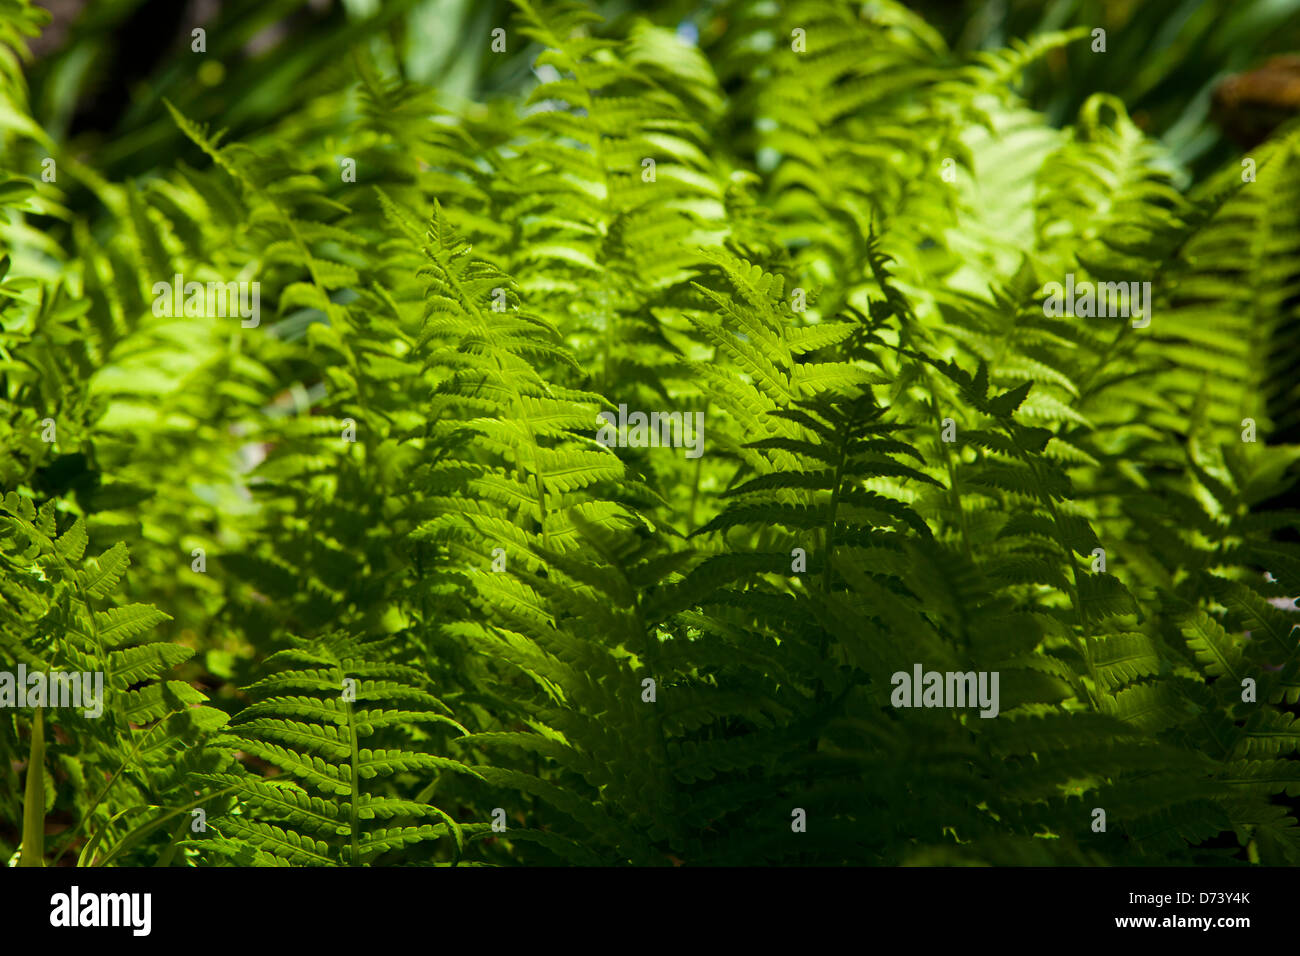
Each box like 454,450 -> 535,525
2,0 -> 1299,867
0,495 -> 229,866
191,631 -> 478,866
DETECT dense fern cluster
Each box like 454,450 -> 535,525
2,0 -> 1300,866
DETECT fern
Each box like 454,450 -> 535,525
0,494 -> 228,866
3,0 -> 1300,870
193,632 -> 479,866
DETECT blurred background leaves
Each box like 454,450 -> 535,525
20,0 -> 1300,189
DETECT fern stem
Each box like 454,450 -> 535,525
685,350 -> 717,535
90,782 -> 247,867
19,708 -> 45,867
635,601 -> 680,858
345,690 -> 362,866
901,340 -> 976,564
818,425 -> 849,598
153,815 -> 190,868
50,715 -> 171,865
1023,453 -> 1102,710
